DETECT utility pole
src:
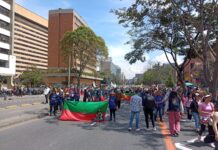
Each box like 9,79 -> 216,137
68,55 -> 71,88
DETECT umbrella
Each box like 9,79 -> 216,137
185,82 -> 194,86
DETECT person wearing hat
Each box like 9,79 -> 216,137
198,94 -> 215,142
108,92 -> 117,121
190,93 -> 201,132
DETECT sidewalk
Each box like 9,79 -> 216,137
0,104 -> 49,129
0,95 -> 44,101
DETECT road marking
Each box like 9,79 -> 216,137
21,104 -> 32,107
6,105 -> 18,109
158,121 -> 176,150
0,108 -> 5,111
175,143 -> 192,150
32,102 -> 41,105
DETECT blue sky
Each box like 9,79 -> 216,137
16,0 -> 175,79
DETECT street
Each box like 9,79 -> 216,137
0,101 -> 214,150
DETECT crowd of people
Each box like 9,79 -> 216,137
43,84 -> 218,149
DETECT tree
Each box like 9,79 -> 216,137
165,75 -> 174,88
20,67 -> 44,87
60,26 -> 108,88
113,0 -> 197,88
168,0 -> 218,100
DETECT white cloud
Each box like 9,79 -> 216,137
154,53 -> 184,65
108,44 -> 150,79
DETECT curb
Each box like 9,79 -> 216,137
0,112 -> 48,129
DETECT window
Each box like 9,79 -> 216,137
0,48 -> 9,54
0,34 -> 9,43
0,6 -> 10,17
0,20 -> 10,30
0,60 -> 8,68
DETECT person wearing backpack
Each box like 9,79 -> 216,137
142,90 -> 156,131
165,91 -> 184,137
109,92 -> 117,122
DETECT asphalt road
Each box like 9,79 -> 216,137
0,102 -> 166,150
0,95 -> 45,108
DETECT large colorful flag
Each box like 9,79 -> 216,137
122,93 -> 134,101
59,101 -> 108,122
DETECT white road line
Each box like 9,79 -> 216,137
175,143 -> 192,150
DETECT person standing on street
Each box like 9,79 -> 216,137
154,90 -> 164,122
190,93 -> 201,132
49,88 -> 58,116
142,90 -> 156,130
108,92 -> 117,122
43,86 -> 50,104
115,90 -> 122,109
198,94 -> 214,141
165,91 -> 184,137
212,112 -> 218,150
128,89 -> 142,131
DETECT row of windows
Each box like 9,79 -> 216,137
14,37 -> 47,50
0,6 -> 10,17
15,14 -> 48,34
14,50 -> 47,60
0,48 -> 9,54
14,42 -> 47,55
14,46 -> 47,57
0,33 -> 9,43
15,54 -> 47,63
14,26 -> 47,42
14,32 -> 47,46
0,20 -> 10,30
16,61 -> 47,68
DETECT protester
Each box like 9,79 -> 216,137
43,86 -> 50,104
198,94 -> 215,141
128,89 -> 142,131
154,90 -> 164,122
190,93 -> 201,132
49,88 -> 58,116
186,93 -> 193,121
142,90 -> 156,130
165,91 -> 184,137
115,90 -> 122,109
108,92 -> 117,122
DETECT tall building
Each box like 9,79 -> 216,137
100,57 -> 121,78
14,3 -> 48,76
48,9 -> 100,86
0,0 -> 16,77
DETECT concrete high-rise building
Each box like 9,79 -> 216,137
100,57 -> 121,78
14,4 -> 48,76
0,0 -> 16,76
48,9 -> 100,86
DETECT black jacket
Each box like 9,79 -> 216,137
190,100 -> 199,113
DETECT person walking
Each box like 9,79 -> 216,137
115,90 -> 122,109
186,93 -> 193,121
190,93 -> 201,132
198,94 -> 215,141
43,86 -> 50,104
142,90 -> 156,130
108,92 -> 117,122
165,91 -> 184,137
128,90 -> 142,131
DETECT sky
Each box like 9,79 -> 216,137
15,0 -> 182,79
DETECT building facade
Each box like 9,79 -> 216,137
100,57 -> 121,78
48,9 -> 100,86
14,3 -> 48,76
0,0 -> 16,77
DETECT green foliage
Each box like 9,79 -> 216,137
142,63 -> 174,86
20,67 -> 44,87
165,75 -> 174,88
60,26 -> 108,88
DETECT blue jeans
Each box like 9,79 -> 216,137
129,111 -> 140,129
192,112 -> 200,129
155,107 -> 163,121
